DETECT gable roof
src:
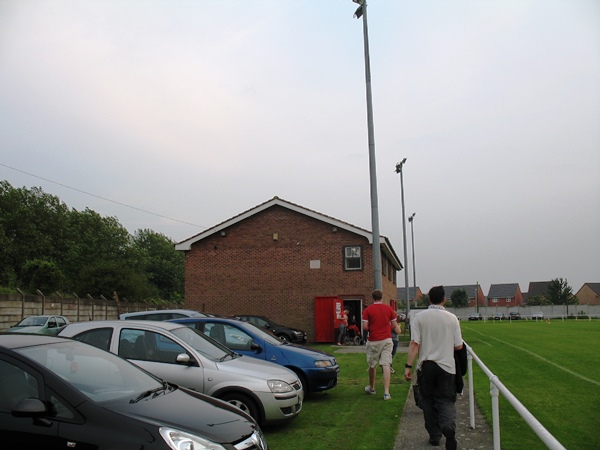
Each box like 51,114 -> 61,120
526,281 -> 552,297
488,283 -> 520,298
577,283 -> 600,296
397,287 -> 421,299
175,196 -> 403,270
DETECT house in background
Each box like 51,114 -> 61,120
523,281 -> 552,304
576,283 -> 600,305
175,197 -> 403,342
487,283 -> 524,307
397,287 -> 423,307
444,284 -> 486,307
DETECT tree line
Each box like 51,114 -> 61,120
0,181 -> 184,302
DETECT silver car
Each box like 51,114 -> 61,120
60,320 -> 303,425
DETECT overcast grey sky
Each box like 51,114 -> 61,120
1,0 -> 598,295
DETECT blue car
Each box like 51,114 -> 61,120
170,317 -> 339,394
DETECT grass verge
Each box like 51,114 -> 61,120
262,344 -> 410,450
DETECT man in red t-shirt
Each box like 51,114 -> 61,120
362,289 -> 402,400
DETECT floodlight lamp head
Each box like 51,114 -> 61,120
395,158 -> 407,173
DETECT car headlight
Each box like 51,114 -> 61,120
314,360 -> 333,368
267,379 -> 294,393
159,427 -> 226,450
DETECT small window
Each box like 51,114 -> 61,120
73,328 -> 112,352
506,298 -> 512,303
492,298 -> 499,303
344,246 -> 362,271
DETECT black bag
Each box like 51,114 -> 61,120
413,383 -> 422,409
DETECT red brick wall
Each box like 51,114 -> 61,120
183,205 -> 398,341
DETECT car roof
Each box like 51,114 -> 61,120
0,333 -> 70,349
62,320 -> 185,333
120,309 -> 203,318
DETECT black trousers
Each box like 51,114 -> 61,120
417,361 -> 457,442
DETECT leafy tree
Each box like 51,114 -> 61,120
133,229 -> 184,301
22,259 -> 65,293
546,278 -> 577,305
450,289 -> 469,308
0,181 -> 182,301
418,294 -> 429,307
75,261 -> 154,300
526,294 -> 550,306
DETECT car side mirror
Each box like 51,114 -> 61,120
12,398 -> 52,426
176,353 -> 191,365
250,342 -> 262,352
263,324 -> 270,329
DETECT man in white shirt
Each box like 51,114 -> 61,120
404,286 -> 463,450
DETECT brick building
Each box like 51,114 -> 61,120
175,197 -> 403,342
487,283 -> 524,307
575,283 -> 600,305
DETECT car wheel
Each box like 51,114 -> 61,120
220,392 -> 260,423
278,334 -> 291,343
294,371 -> 309,395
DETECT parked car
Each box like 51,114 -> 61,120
492,313 -> 505,320
0,333 -> 266,450
171,317 -> 339,394
232,315 -> 307,343
468,312 -> 483,321
59,320 -> 303,425
120,309 -> 206,321
532,311 -> 544,320
7,315 -> 70,335
509,312 -> 522,320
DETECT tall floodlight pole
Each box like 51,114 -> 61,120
395,159 -> 410,321
408,212 -> 417,307
352,0 -> 382,290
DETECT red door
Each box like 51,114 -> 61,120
314,296 -> 343,343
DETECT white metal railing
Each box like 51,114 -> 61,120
465,343 -> 567,450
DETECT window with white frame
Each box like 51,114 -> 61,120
344,246 -> 362,271
492,298 -> 499,303
506,298 -> 512,303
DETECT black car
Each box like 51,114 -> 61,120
0,333 -> 266,450
232,315 -> 307,343
509,312 -> 521,320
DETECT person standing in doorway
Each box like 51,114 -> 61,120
337,308 -> 349,346
404,286 -> 463,450
363,289 -> 402,400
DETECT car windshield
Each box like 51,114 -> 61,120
16,340 -> 164,403
241,322 -> 285,346
170,326 -> 236,360
16,316 -> 49,327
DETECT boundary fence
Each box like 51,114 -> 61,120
466,343 -> 567,450
0,291 -> 180,330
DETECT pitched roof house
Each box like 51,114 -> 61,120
397,287 -> 423,306
175,197 -> 403,342
523,281 -> 552,303
487,283 -> 524,307
443,284 -> 486,307
575,283 -> 600,305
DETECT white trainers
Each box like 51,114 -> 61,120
383,393 -> 391,400
364,386 -> 376,395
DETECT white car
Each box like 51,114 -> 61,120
531,312 -> 544,320
60,320 -> 303,425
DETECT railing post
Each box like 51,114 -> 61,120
490,376 -> 501,450
467,351 -> 475,429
